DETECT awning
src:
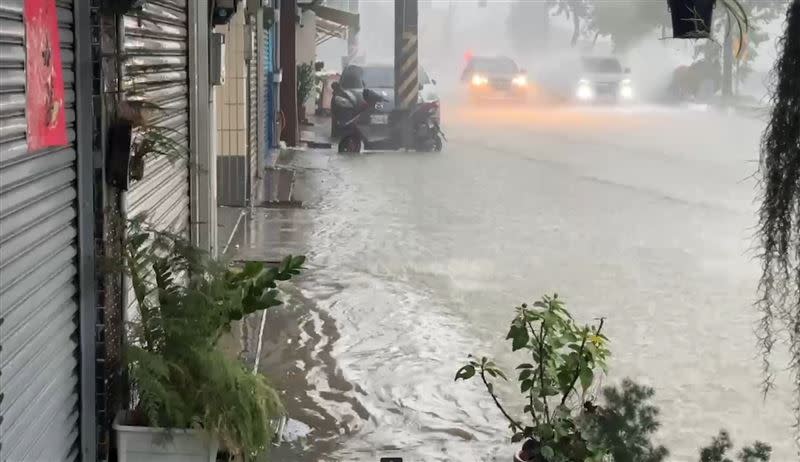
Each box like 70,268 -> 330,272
306,3 -> 360,45
311,4 -> 360,31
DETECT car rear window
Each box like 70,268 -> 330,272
341,65 -> 430,89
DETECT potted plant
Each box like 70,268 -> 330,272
107,101 -> 189,190
111,218 -> 305,461
455,294 -> 610,461
667,0 -> 748,44
297,62 -> 317,126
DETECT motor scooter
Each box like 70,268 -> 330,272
331,82 -> 445,153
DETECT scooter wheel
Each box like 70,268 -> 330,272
432,134 -> 443,152
338,136 -> 361,153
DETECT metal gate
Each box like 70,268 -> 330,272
0,1 -> 82,460
123,0 -> 191,234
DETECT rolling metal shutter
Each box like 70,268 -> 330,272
0,1 -> 82,461
247,19 -> 257,204
265,27 -> 275,150
124,0 -> 190,233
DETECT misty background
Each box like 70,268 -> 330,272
317,0 -> 789,103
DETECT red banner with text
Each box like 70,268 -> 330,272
25,0 -> 68,153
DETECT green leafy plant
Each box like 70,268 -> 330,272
582,379 -> 669,462
698,430 -> 772,462
455,294 -> 610,461
297,61 -> 317,106
118,218 -> 304,458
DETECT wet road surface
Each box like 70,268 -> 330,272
240,101 -> 793,461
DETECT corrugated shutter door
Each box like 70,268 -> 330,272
248,22 -> 257,204
264,29 -> 275,150
0,1 -> 81,461
124,0 -> 190,233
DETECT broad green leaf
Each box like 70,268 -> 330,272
516,363 -> 534,370
579,367 -> 594,391
511,326 -> 529,351
511,433 -> 524,443
290,255 -> 306,268
130,233 -> 149,250
454,365 -> 475,381
540,445 -> 555,460
537,424 -> 555,440
279,255 -> 292,273
521,379 -> 533,393
242,261 -> 263,278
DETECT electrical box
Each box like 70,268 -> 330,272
213,0 -> 239,26
210,32 -> 226,86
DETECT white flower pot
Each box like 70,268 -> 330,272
113,411 -> 220,462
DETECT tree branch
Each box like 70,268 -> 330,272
537,322 -> 550,424
480,367 -> 525,433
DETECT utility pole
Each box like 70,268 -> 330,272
394,0 -> 418,149
722,14 -> 734,101
346,0 -> 360,66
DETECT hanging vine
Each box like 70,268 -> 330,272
756,0 -> 800,444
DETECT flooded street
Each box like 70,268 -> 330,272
246,102 -> 794,461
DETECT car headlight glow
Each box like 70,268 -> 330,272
576,81 -> 594,100
512,75 -> 528,86
620,84 -> 634,99
471,74 -> 489,86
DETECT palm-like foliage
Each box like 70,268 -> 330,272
119,218 -> 304,457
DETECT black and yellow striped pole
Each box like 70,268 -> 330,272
394,0 -> 418,148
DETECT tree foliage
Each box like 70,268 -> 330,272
587,1 -> 668,52
583,379 -> 669,462
118,217 -> 304,458
699,430 -> 772,462
756,0 -> 800,446
691,1 -> 785,96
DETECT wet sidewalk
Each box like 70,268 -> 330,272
215,146 -> 350,460
219,146 -> 331,263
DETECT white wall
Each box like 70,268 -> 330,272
297,10 -> 317,115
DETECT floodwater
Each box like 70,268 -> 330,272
241,100 -> 794,461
